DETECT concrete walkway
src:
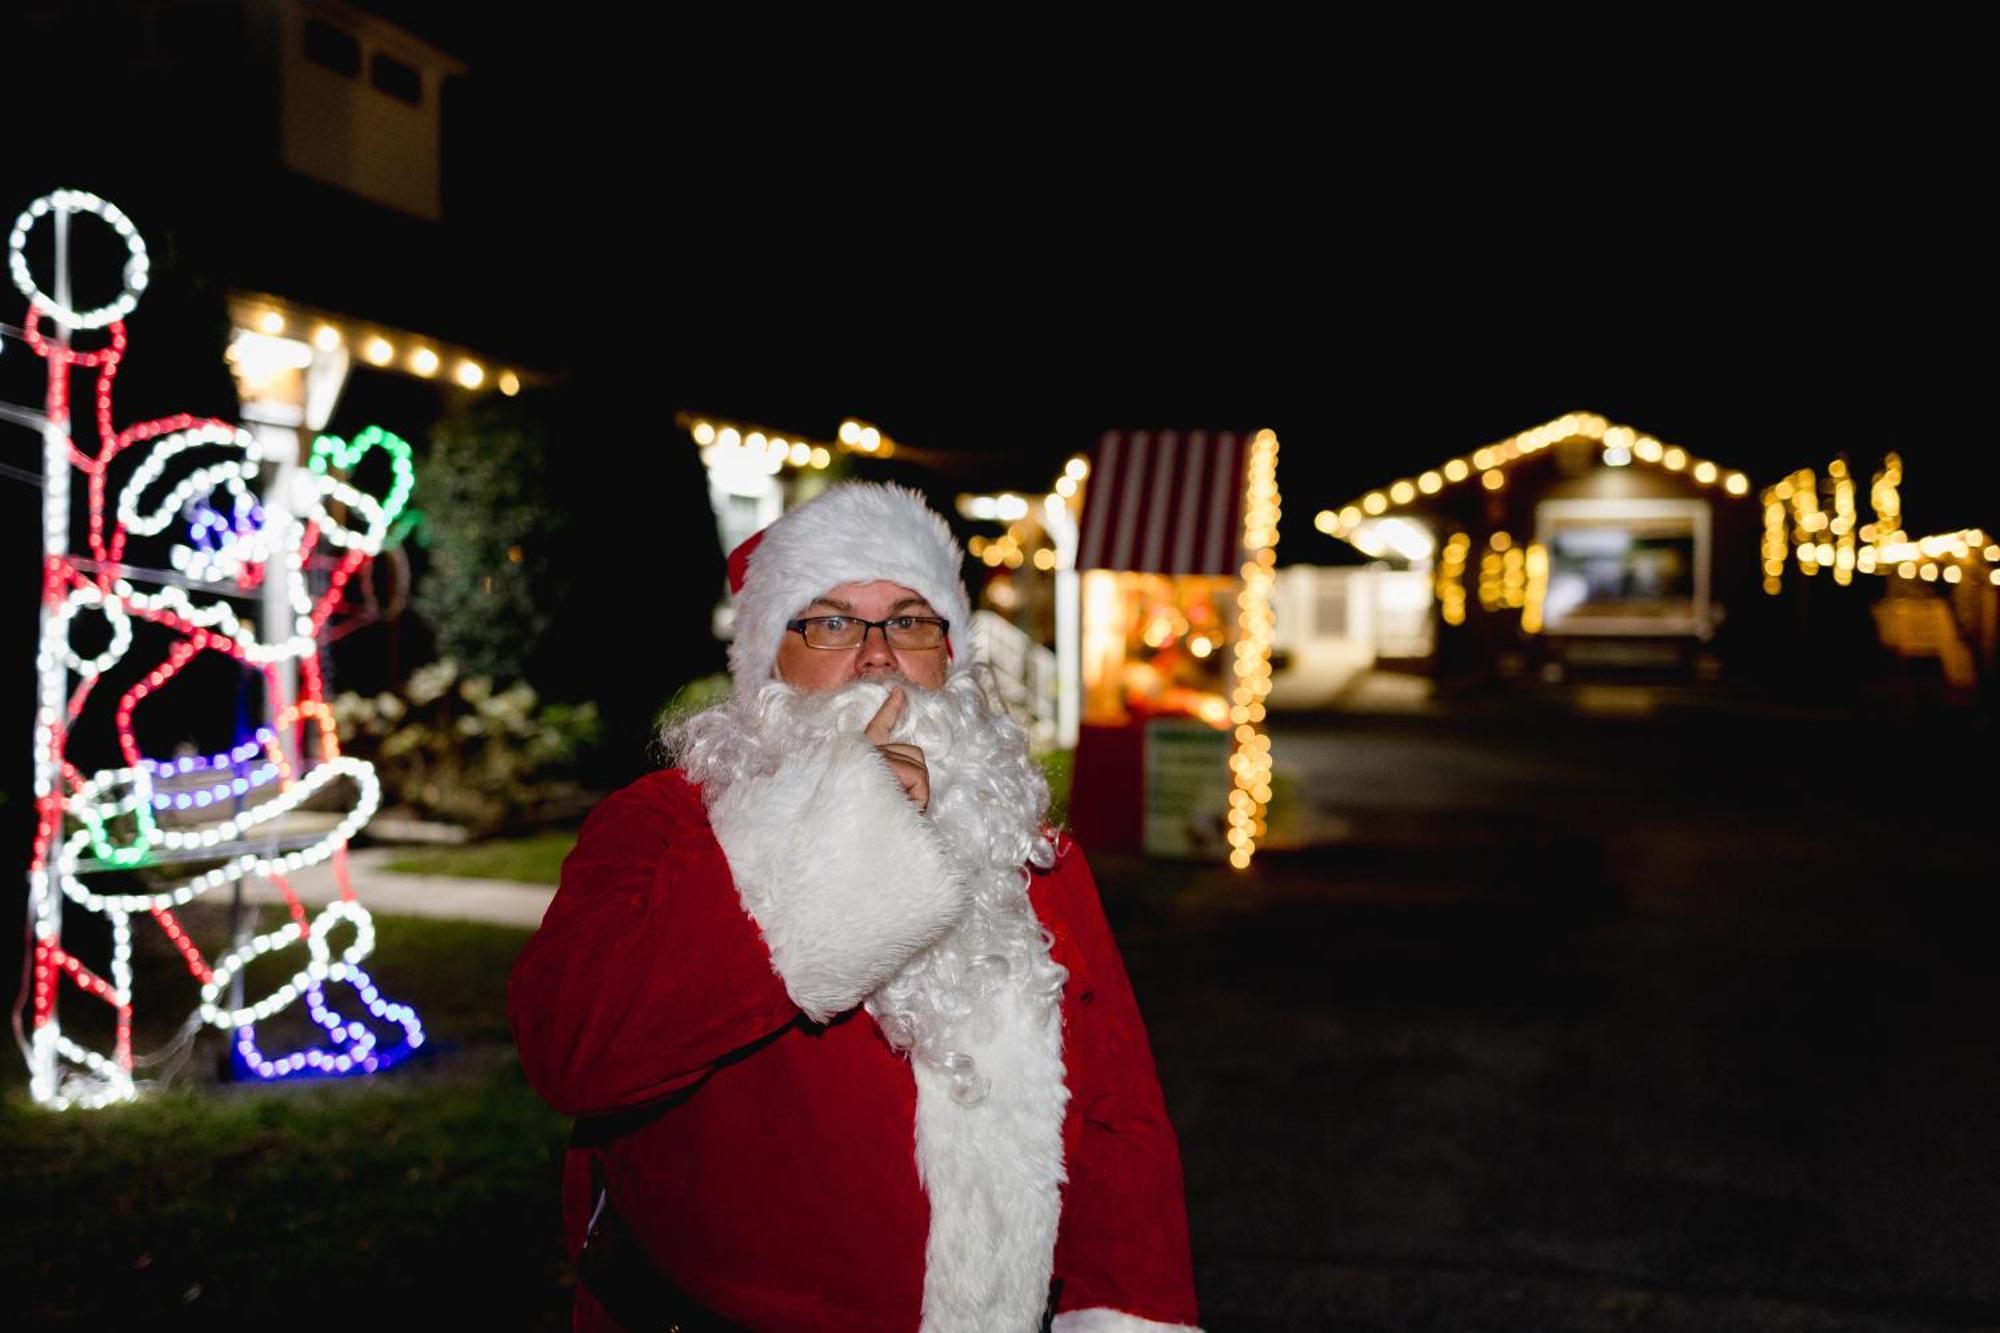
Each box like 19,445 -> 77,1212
244,843 -> 557,929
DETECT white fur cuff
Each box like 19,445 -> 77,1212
708,732 -> 965,1023
1052,1310 -> 1203,1332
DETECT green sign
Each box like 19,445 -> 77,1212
1143,718 -> 1232,859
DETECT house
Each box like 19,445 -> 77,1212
1309,411 -> 1763,691
1307,411 -> 1998,704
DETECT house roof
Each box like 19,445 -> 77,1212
1314,410 -> 1755,548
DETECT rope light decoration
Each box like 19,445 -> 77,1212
9,190 -> 423,1109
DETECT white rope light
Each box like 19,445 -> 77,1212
8,189 -> 150,329
15,190 -> 425,1107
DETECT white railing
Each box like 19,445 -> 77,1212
971,610 -> 1061,751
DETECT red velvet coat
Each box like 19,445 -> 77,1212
509,769 -> 1200,1332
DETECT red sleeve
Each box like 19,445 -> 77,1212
1048,842 -> 1202,1327
507,771 -> 800,1117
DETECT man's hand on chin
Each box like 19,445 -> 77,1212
864,684 -> 931,814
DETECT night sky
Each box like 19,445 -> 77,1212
415,12 -> 1994,551
5,5 -> 1993,549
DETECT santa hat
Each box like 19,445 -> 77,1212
726,482 -> 973,694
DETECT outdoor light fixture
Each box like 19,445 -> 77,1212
228,330 -> 314,376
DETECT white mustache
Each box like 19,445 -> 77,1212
792,676 -> 962,761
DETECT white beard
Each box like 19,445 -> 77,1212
665,668 -> 1074,1331
667,668 -> 1067,1100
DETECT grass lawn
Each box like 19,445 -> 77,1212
383,829 -> 579,885
1040,747 -> 1074,827
3,908 -> 575,1328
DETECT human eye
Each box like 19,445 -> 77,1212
885,616 -> 918,631
817,616 -> 852,632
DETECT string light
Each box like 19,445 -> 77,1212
1436,532 -> 1470,626
245,300 -> 506,391
1521,544 -> 1549,633
1314,412 -> 1756,541
1762,492 -> 1788,595
11,191 -> 423,1109
1477,534 -> 1507,612
1227,430 -> 1280,870
684,415 -> 841,472
1764,452 -> 1991,600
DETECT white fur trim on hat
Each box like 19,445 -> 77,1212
728,482 -> 974,694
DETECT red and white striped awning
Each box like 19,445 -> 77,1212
1077,429 -> 1250,574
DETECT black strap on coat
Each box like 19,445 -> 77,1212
578,1152 -> 748,1333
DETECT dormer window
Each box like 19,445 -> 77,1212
302,18 -> 360,79
370,52 -> 422,106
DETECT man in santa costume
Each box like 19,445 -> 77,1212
510,482 -> 1201,1332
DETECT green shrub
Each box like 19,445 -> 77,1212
334,660 -> 601,836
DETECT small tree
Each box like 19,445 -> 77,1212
413,392 -> 565,682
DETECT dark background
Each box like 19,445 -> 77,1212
6,3 -> 1991,540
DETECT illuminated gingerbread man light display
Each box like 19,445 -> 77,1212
10,190 -> 423,1109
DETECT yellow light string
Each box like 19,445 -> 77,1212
1313,411 -> 1752,539
1227,430 -> 1280,871
1831,460 -> 1857,586
226,293 -> 524,397
679,414 -> 855,472
1477,531 -> 1511,611
1501,545 -> 1527,609
1521,543 -> 1549,633
1436,532 -> 1470,626
1765,451 -> 1994,591
1761,486 -> 1788,595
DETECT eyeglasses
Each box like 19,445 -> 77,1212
785,615 -> 950,650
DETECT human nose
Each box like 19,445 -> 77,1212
854,622 -> 899,674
